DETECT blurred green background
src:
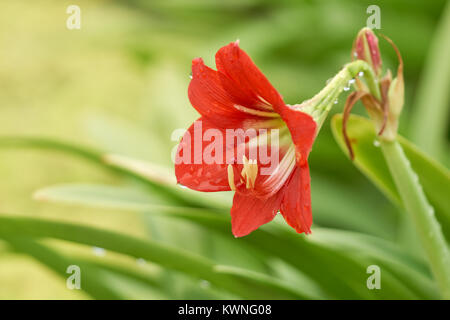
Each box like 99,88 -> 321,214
0,0 -> 448,299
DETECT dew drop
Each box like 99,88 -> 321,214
358,71 -> 364,77
348,79 -> 356,85
334,99 -> 339,104
373,139 -> 380,147
92,247 -> 106,257
343,86 -> 350,91
428,207 -> 435,217
199,280 -> 211,289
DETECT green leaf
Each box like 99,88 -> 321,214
32,182 -> 433,299
0,214 -> 309,300
409,1 -> 450,161
34,183 -> 168,210
33,183 -> 255,278
331,114 -> 450,241
311,175 -> 397,239
141,208 -> 433,299
0,136 -> 230,210
308,228 -> 438,299
3,236 -> 134,299
212,265 -> 310,300
35,179 -> 396,241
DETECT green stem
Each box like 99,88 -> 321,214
380,139 -> 450,299
302,59 -> 380,130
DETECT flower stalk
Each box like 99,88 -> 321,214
310,27 -> 450,298
380,140 -> 450,299
301,59 -> 380,131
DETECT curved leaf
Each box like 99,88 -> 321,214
0,214 -> 310,300
34,183 -> 167,210
32,182 -> 434,299
331,114 -> 450,241
140,207 -> 433,299
3,236 -> 128,299
0,136 -> 229,210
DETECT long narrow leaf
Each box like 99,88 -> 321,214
141,208 -> 432,299
0,214 -> 310,300
0,136 -> 229,210
331,114 -> 450,241
3,236 -> 123,299
32,184 -> 433,299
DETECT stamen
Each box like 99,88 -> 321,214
241,156 -> 258,189
227,165 -> 236,191
233,104 -> 279,118
260,145 -> 295,195
257,95 -> 273,110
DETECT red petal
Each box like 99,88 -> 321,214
280,164 -> 312,234
215,41 -> 284,111
189,58 -> 276,129
231,192 -> 282,237
276,106 -> 317,165
175,117 -> 231,192
215,42 -> 316,164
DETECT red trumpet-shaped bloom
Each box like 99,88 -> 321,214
175,41 -> 317,237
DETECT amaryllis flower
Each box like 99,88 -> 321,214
175,41 -> 317,237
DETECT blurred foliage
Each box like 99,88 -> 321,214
0,0 -> 448,299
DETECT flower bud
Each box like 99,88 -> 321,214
352,27 -> 382,77
383,36 -> 404,140
343,29 -> 405,156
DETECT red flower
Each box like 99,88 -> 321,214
175,41 -> 317,237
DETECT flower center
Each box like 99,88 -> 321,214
241,155 -> 258,189
259,144 -> 296,196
